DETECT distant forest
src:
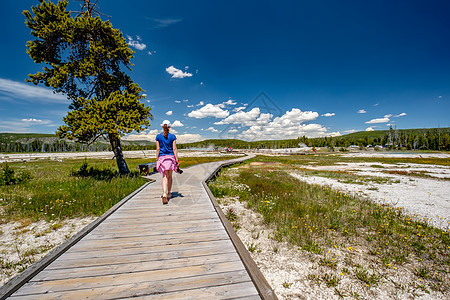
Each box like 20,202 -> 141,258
180,127 -> 450,151
1,127 -> 449,153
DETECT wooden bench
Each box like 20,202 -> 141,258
138,162 -> 157,175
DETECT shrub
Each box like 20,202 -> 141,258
0,164 -> 32,186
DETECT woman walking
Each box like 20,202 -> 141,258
155,120 -> 179,204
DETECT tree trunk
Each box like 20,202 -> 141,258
109,134 -> 130,175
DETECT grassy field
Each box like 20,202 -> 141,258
209,155 -> 449,296
0,155 -> 237,223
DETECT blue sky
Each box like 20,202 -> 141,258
0,0 -> 449,142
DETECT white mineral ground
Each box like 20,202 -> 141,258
1,151 -> 449,299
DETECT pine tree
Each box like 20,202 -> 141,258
23,0 -> 152,174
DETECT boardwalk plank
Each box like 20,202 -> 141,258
51,239 -> 235,261
13,261 -> 246,296
47,244 -> 237,270
33,252 -> 242,281
10,271 -> 256,299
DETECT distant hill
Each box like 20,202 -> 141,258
179,127 -> 450,151
341,127 -> 449,140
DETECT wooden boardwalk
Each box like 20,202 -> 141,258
4,154 -> 276,299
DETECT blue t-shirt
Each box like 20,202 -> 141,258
156,133 -> 176,156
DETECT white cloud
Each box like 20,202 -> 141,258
152,18 -> 183,28
126,35 -> 147,51
182,99 -> 189,103
21,118 -> 51,124
188,103 -> 229,119
205,127 -> 218,132
234,106 -> 246,112
174,100 -> 181,103
124,129 -> 159,141
197,101 -> 204,106
176,133 -> 203,144
344,129 -> 357,133
214,107 -> 269,126
187,105 -> 194,108
222,108 -> 331,140
0,118 -> 54,132
125,129 -> 204,143
384,114 -> 392,118
322,113 -> 335,117
395,112 -> 407,117
366,126 -> 375,131
357,109 -> 367,114
365,117 -> 390,124
172,120 -> 184,127
166,110 -> 173,116
221,99 -> 237,106
166,66 -> 193,79
0,78 -> 66,103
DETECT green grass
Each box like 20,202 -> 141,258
0,155 -> 239,223
251,153 -> 450,167
298,168 -> 397,185
208,156 -> 449,292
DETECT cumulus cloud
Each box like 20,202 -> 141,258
205,127 -> 218,132
366,126 -> 375,131
234,106 -> 246,112
171,120 -> 184,127
126,35 -> 147,51
174,100 -> 181,104
221,99 -> 237,106
357,109 -> 367,114
365,117 -> 390,124
165,110 -> 173,116
166,66 -> 192,79
0,78 -> 66,103
395,112 -> 407,117
322,113 -> 335,117
221,108 -> 333,140
214,107 -> 270,126
188,103 -> 229,119
125,128 -> 201,143
124,129 -> 159,141
197,101 -> 204,106
176,133 -> 203,143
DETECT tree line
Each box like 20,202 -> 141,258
1,127 -> 448,153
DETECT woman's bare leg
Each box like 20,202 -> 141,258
162,171 -> 170,203
167,170 -> 173,198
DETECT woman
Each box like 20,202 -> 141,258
155,120 -> 179,204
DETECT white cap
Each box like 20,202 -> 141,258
160,120 -> 171,127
